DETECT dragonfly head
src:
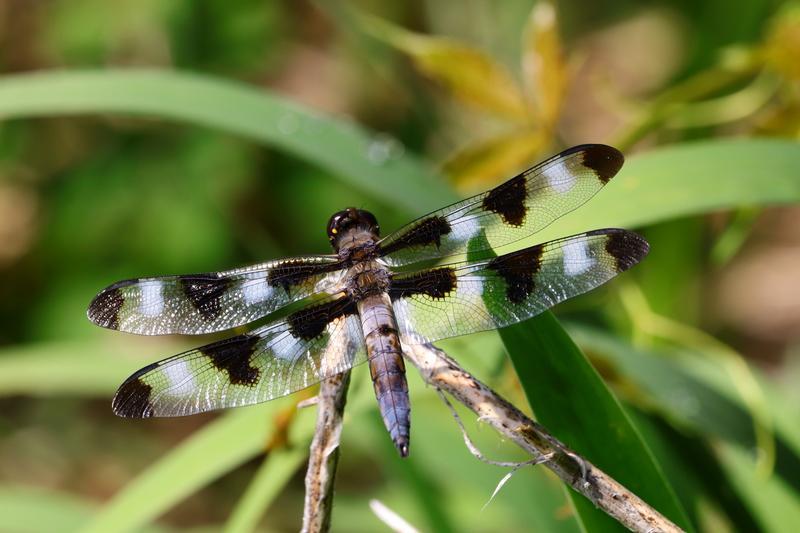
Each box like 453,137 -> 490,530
327,208 -> 380,251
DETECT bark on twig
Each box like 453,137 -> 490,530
301,371 -> 351,533
405,343 -> 683,533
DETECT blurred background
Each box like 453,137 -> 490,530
1,0 -> 799,532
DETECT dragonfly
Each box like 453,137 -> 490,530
88,144 -> 648,457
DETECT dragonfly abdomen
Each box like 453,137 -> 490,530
358,293 -> 410,457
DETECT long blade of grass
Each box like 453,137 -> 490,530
568,324 -> 800,494
79,401 -> 314,533
222,447 -> 308,533
0,340 -> 185,397
0,70 -> 454,215
0,485 -> 162,533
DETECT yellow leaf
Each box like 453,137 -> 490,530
521,1 -> 567,128
360,14 -> 530,122
763,5 -> 800,82
444,129 -> 550,192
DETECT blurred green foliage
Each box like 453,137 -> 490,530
1,1 -> 799,532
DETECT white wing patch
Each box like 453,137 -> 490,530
139,281 -> 165,317
271,332 -> 300,363
543,164 -> 576,193
319,316 -> 358,375
562,238 -> 594,275
242,278 -> 272,305
164,359 -> 195,393
454,215 -> 485,242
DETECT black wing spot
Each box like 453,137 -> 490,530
267,260 -> 338,292
379,216 -> 452,257
482,175 -> 528,227
200,335 -> 261,386
88,284 -> 127,329
487,245 -> 544,303
113,372 -> 156,418
599,230 -> 649,272
180,276 -> 232,321
287,297 -> 357,341
579,144 -> 624,184
389,268 -> 457,300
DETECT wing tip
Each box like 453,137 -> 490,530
112,365 -> 158,418
578,144 -> 624,183
87,285 -> 127,330
550,144 -> 624,183
600,229 -> 649,271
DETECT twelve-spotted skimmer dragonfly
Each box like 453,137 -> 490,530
88,144 -> 648,457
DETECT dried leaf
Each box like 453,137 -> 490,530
521,1 -> 567,127
444,129 -> 549,191
361,14 -> 530,122
763,5 -> 800,82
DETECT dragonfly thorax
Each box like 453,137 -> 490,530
346,260 -> 391,300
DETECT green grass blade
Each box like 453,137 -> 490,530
0,71 -> 796,230
626,410 -> 763,531
718,444 -> 800,532
614,138 -> 800,224
0,485 -> 102,533
499,314 -> 693,531
0,70 -> 454,215
80,402 -> 314,533
0,340 -> 184,397
568,325 -> 800,496
222,447 -> 308,533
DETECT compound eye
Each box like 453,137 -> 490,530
327,211 -> 349,242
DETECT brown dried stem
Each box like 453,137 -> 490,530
301,371 -> 351,533
405,343 -> 683,533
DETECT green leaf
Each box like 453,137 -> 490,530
568,325 -> 800,496
222,447 -> 308,533
0,340 -> 185,397
499,314 -> 693,531
718,444 -> 800,532
80,401 -> 315,533
0,69 -> 454,215
625,410 -> 762,532
0,485 -> 101,533
1,73 -> 797,230
531,138 -> 800,244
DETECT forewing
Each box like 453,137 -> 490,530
112,295 -> 365,417
88,256 -> 345,335
378,144 -> 623,266
389,229 -> 648,344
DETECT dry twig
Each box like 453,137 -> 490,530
301,371 -> 351,533
405,343 -> 684,533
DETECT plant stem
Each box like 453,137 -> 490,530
614,55 -> 762,151
301,371 -> 351,533
405,343 -> 683,533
